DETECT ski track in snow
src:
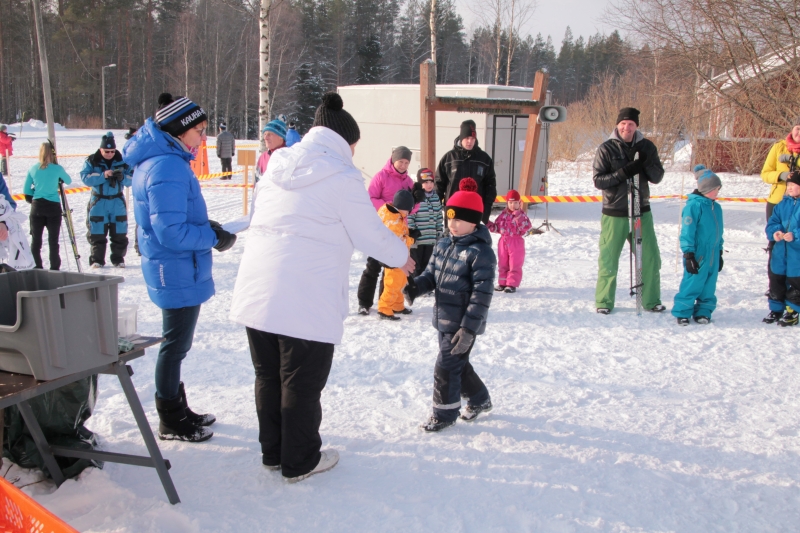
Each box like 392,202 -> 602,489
3,130 -> 799,532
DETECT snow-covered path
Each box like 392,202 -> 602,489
4,127 -> 799,532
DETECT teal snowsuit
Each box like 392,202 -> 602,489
672,191 -> 724,319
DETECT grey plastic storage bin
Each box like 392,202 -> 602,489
0,270 -> 124,380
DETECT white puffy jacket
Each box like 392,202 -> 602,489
229,127 -> 409,344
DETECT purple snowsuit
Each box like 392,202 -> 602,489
486,208 -> 532,288
368,158 -> 415,211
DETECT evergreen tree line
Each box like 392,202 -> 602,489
1,0 -> 631,139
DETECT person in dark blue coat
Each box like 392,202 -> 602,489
0,172 -> 15,245
765,171 -> 800,326
122,93 -> 237,443
80,132 -> 133,268
404,178 -> 496,432
672,165 -> 724,326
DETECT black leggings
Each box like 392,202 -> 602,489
29,199 -> 62,270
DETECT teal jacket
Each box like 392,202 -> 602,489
680,190 -> 724,269
24,163 -> 71,203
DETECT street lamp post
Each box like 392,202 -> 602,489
102,63 -> 117,130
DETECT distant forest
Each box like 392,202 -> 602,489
2,0 -> 630,138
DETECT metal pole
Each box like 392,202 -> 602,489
102,67 -> 106,130
31,0 -> 56,148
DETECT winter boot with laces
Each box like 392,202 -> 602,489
763,310 -> 783,324
155,393 -> 213,442
778,308 -> 799,327
419,416 -> 456,432
460,399 -> 493,421
179,382 -> 216,426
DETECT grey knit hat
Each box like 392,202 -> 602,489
693,164 -> 722,195
312,93 -> 360,145
391,146 -> 412,163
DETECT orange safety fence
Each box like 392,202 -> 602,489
0,476 -> 78,532
495,194 -> 768,203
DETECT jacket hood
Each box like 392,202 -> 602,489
122,118 -> 193,168
688,190 -> 715,205
266,126 -> 357,191
610,128 -> 644,146
453,135 -> 481,152
452,223 -> 492,246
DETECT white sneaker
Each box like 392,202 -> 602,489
90,263 -> 102,269
113,262 -> 125,269
286,449 -> 339,483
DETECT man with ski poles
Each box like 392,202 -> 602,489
592,107 -> 665,315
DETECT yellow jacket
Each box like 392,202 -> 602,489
378,204 -> 414,249
761,140 -> 797,204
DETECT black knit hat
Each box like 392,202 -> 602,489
100,132 -> 116,150
616,107 -> 640,126
788,171 -> 800,186
393,189 -> 415,212
459,120 -> 477,141
312,93 -> 360,145
155,93 -> 208,138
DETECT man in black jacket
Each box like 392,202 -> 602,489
435,120 -> 497,224
593,107 -> 666,314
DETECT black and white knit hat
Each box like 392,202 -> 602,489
312,93 -> 360,145
154,93 -> 207,137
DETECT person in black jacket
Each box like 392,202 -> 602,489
593,107 -> 665,314
404,178 -> 496,433
435,120 -> 497,224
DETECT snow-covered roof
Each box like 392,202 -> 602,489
699,45 -> 799,95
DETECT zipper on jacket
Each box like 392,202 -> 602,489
434,241 -> 457,326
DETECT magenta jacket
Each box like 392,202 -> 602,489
487,208 -> 533,237
368,158 -> 415,211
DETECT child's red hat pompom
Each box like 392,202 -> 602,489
459,177 -> 478,192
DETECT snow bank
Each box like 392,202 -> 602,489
4,119 -> 67,134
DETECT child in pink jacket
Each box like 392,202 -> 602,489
486,190 -> 532,293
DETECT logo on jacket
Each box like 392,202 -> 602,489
447,209 -> 455,219
683,216 -> 693,226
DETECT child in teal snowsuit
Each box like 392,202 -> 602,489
672,165 -> 724,325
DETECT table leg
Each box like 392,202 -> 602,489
17,401 -> 66,486
114,362 -> 180,504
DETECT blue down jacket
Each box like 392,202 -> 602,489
414,224 -> 496,334
80,150 -> 132,235
122,118 -> 218,309
767,194 -> 800,277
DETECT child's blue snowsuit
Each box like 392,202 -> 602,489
766,194 -> 800,312
672,191 -> 724,319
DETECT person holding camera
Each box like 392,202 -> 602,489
80,132 -> 133,268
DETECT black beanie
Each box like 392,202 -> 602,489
312,93 -> 360,145
788,171 -> 800,186
100,131 -> 116,150
154,93 -> 208,138
616,107 -> 640,126
392,146 -> 412,163
393,189 -> 414,212
459,120 -> 477,141
124,126 -> 138,140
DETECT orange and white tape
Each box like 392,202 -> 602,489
496,194 -> 768,203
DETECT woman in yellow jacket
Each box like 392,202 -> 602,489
377,189 -> 416,320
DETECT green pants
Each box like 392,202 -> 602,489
595,212 -> 662,310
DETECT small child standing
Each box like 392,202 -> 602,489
377,189 -> 416,321
408,168 -> 443,277
404,178 -> 497,432
765,170 -> 800,326
672,165 -> 724,326
486,190 -> 532,293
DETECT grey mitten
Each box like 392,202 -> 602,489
450,328 -> 475,355
779,171 -> 789,182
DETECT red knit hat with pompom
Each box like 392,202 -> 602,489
446,178 -> 484,224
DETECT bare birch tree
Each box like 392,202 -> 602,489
504,0 -> 535,85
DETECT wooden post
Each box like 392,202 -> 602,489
31,0 -> 56,149
3,150 -> 8,194
238,150 -> 256,215
420,60 -> 436,170
518,71 -> 549,196
243,165 -> 249,215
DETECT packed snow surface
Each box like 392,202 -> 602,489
3,129 -> 798,532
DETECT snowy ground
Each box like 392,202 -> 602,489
3,126 -> 799,532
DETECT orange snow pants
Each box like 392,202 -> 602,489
377,267 -> 407,316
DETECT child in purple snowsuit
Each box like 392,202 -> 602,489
486,190 -> 532,293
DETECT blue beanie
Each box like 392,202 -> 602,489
693,164 -> 722,195
262,119 -> 287,140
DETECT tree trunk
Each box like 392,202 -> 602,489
259,0 -> 271,151
429,0 -> 437,80
494,17 -> 502,85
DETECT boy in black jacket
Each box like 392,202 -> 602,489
404,178 -> 497,432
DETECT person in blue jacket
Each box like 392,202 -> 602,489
765,170 -> 800,326
80,132 -> 132,268
673,165 -> 724,326
0,172 -> 15,245
285,120 -> 302,147
122,93 -> 237,443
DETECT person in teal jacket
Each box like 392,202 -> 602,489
23,142 -> 71,269
80,132 -> 133,268
672,165 -> 724,325
764,171 -> 800,326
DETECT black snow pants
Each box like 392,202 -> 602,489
29,199 -> 62,270
432,331 -> 489,423
357,256 -> 384,309
87,224 -> 128,266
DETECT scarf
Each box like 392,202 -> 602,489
786,133 -> 800,154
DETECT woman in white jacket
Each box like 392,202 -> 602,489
229,94 -> 413,483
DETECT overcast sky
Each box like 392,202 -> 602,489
455,0 -> 620,46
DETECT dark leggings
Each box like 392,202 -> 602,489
29,199 -> 62,270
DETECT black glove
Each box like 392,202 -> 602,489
403,276 -> 419,306
791,170 -> 800,183
719,250 -> 724,272
622,158 -> 646,179
450,328 -> 475,355
209,221 -> 237,252
409,228 -> 422,241
684,252 -> 699,275
412,183 -> 426,204
24,195 -> 32,204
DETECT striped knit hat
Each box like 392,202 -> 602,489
154,93 -> 207,138
693,164 -> 722,194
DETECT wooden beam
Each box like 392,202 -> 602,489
420,60 -> 436,170
518,71 -> 549,196
430,96 -> 541,115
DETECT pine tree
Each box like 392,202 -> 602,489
292,62 -> 325,133
357,34 -> 386,84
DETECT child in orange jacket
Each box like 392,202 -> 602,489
377,189 -> 416,320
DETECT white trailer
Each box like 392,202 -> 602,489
336,84 -> 550,197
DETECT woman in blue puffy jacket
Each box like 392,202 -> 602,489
122,93 -> 236,443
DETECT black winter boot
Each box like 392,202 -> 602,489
155,394 -> 213,442
179,382 -> 216,427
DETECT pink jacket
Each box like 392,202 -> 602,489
0,132 -> 13,157
256,145 -> 285,177
368,158 -> 414,211
487,208 -> 532,237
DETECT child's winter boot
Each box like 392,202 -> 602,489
419,416 -> 456,432
460,399 -> 493,421
778,307 -> 799,327
763,310 -> 783,323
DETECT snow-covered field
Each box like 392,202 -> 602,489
3,125 -> 799,532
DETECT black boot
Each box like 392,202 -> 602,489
155,393 -> 213,442
179,382 -> 216,427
